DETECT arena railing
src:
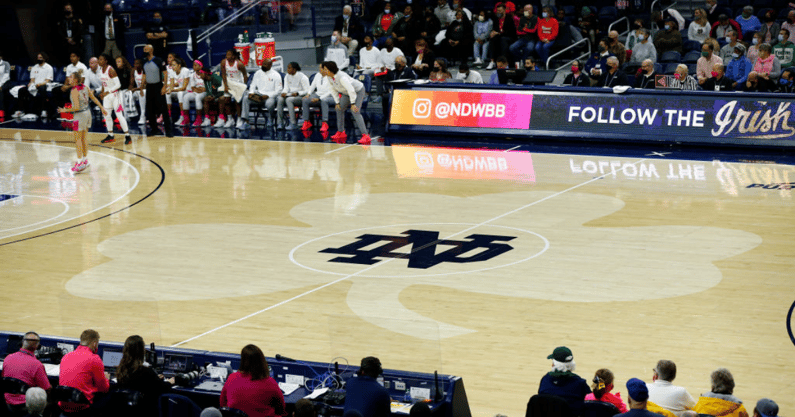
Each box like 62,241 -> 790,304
546,37 -> 592,71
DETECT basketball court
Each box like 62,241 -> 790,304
1,127 -> 793,417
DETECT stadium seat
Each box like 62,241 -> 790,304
687,63 -> 697,75
664,63 -> 680,74
757,7 -> 773,20
683,50 -> 701,64
582,401 -> 620,417
220,407 -> 249,417
778,8 -> 793,19
653,63 -> 664,74
659,51 -> 682,63
598,6 -> 618,29
526,394 -> 575,417
159,394 -> 201,417
51,385 -> 89,405
15,64 -> 30,87
0,377 -> 29,395
682,40 -> 702,52
729,0 -> 750,10
54,68 -> 66,84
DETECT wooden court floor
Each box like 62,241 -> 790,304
1,128 -> 794,417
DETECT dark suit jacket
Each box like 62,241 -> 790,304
702,75 -> 735,91
97,13 -> 126,54
493,14 -> 518,40
596,69 -> 629,87
410,49 -> 436,79
634,71 -> 657,88
334,15 -> 365,43
563,73 -> 591,86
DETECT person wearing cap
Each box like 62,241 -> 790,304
725,43 -> 753,89
343,357 -> 390,417
692,368 -> 749,417
753,399 -> 778,417
538,346 -> 591,416
646,360 -> 695,417
617,378 -> 660,417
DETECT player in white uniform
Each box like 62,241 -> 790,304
130,58 -> 146,125
166,58 -> 190,125
182,60 -> 208,127
97,54 -> 131,144
220,48 -> 249,129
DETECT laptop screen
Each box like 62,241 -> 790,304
101,349 -> 123,369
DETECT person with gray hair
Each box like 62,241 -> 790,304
200,407 -> 222,417
24,387 -> 47,417
1,332 -> 51,415
538,346 -> 591,416
646,360 -> 695,417
628,28 -> 658,69
596,56 -> 629,87
736,6 -> 761,38
333,5 -> 363,55
692,368 -> 749,417
672,64 -> 699,90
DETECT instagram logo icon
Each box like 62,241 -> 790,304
412,99 -> 432,118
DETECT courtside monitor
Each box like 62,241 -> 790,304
163,353 -> 192,373
497,68 -> 527,85
101,348 -> 123,370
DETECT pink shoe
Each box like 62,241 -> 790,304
192,118 -> 202,127
71,161 -> 81,172
157,115 -> 163,125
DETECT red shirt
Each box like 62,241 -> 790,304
1,349 -> 51,405
58,345 -> 109,412
380,14 -> 394,32
220,372 -> 286,417
538,17 -> 559,42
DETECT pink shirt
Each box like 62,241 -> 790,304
753,54 -> 775,75
58,345 -> 109,412
1,349 -> 51,405
696,54 -> 723,79
220,373 -> 286,417
585,391 -> 628,413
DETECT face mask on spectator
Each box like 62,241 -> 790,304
65,10 -> 72,17
343,14 -> 349,20
478,15 -> 485,22
725,36 -> 731,43
732,52 -> 740,58
780,78 -> 791,85
752,38 -> 759,45
701,51 -> 709,57
105,10 -> 112,16
664,24 -> 671,30
742,12 -> 750,18
524,11 -> 530,17
674,73 -> 682,79
778,34 -> 785,42
496,12 -> 503,18
766,15 -> 774,22
542,12 -> 548,18
384,8 -> 391,14
37,59 -> 44,64
711,70 -> 719,77
571,65 -> 579,73
455,18 -> 461,22
598,45 -> 606,52
331,35 -> 338,43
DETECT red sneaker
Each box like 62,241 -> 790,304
320,122 -> 330,132
357,134 -> 371,145
331,131 -> 347,143
301,120 -> 313,131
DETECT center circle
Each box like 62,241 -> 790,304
289,223 -> 550,278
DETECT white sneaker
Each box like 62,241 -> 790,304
474,58 -> 483,65
224,117 -> 235,128
238,121 -> 250,130
201,117 -> 212,127
486,61 -> 495,70
235,118 -> 243,129
13,110 -> 23,118
213,118 -> 225,128
41,110 -> 47,119
79,159 -> 90,172
137,118 -> 145,125
174,115 -> 184,125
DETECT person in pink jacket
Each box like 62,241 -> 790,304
585,368 -> 629,413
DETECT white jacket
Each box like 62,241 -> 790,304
358,46 -> 382,70
249,69 -> 283,97
307,73 -> 333,100
328,71 -> 363,104
281,72 -> 310,95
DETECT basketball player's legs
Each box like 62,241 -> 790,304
101,91 -> 131,144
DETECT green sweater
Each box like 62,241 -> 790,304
774,41 -> 795,67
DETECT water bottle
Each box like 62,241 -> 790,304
403,388 -> 412,403
244,30 -> 249,43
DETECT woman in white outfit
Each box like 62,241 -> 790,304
321,61 -> 371,145
181,60 -> 208,127
130,58 -> 147,125
166,58 -> 190,125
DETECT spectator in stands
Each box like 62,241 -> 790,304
18,53 -> 53,120
672,64 -> 699,90
705,0 -> 721,24
411,38 -> 435,79
747,32 -> 763,65
736,6 -> 761,40
634,59 -> 657,88
376,37 -> 404,99
335,6 -> 364,56
372,4 -> 400,47
98,3 -> 124,59
55,52 -> 88,109
753,399 -> 778,417
358,35 -> 381,78
646,360 -> 695,417
115,335 -> 174,416
221,344 -> 286,417
753,43 -> 781,90
420,6 -> 442,46
343,357 -> 390,417
488,56 -> 510,84
440,10 -> 473,65
380,55 -> 415,114
711,15 -> 743,43
246,58 -> 281,127
294,399 -> 316,417
451,0 -> 471,21
0,51 -> 8,119
58,329 -> 110,415
434,0 -> 454,28
429,58 -> 452,82
742,71 -> 771,92
87,57 -> 102,96
24,387 -> 46,417
777,67 -> 795,92
783,11 -> 795,44
703,63 -> 734,90
485,4 -> 516,69
538,346 -> 591,416
719,30 -> 741,63
725,43 -> 752,89
201,408 -> 222,417
697,42 -> 723,84
277,62 -> 309,130
628,29 -> 657,70
773,30 -> 795,68
759,10 -> 780,47
596,56 -> 628,87
301,64 -> 334,132
473,10 -> 493,66
524,57 -> 539,71
585,369 -> 628,413
494,1 -> 516,15
655,18 -> 683,55
577,6 -> 599,45
626,19 -> 646,50
130,58 -> 147,126
607,30 -> 627,65
509,5 -> 538,64
689,8 -> 711,44
455,63 -> 483,83
619,378 -> 658,417
692,368 -> 748,417
58,3 -> 84,62
1,332 -> 50,415
534,7 -> 558,67
389,5 -> 420,57
322,60 -> 372,145
585,38 -> 614,82
326,31 -> 350,72
143,45 -> 173,136
563,60 -> 590,86
146,12 -> 169,59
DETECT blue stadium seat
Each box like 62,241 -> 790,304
778,8 -> 793,19
159,394 -> 201,417
653,63 -> 663,74
15,64 -> 30,86
682,40 -> 702,53
687,63 -> 697,75
756,7 -> 773,20
683,50 -> 701,64
598,6 -> 618,23
563,5 -> 576,16
54,68 -> 66,84
659,51 -> 681,63
664,63 -> 679,74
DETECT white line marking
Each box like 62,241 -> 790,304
325,144 -> 354,154
504,145 -> 521,152
0,195 -> 70,232
172,158 -> 649,347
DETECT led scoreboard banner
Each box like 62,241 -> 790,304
387,84 -> 795,148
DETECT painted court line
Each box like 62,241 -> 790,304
325,144 -> 354,154
171,158 -> 649,347
504,145 -> 521,152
